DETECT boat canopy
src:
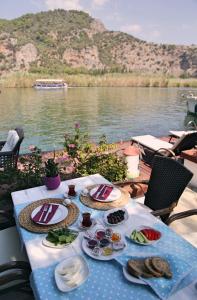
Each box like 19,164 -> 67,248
35,79 -> 65,83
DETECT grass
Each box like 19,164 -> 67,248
1,72 -> 197,88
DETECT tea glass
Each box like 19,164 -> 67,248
68,184 -> 76,197
82,212 -> 92,227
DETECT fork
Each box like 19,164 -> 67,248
38,204 -> 49,222
95,184 -> 106,199
43,205 -> 53,223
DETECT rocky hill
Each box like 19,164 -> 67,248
0,9 -> 197,77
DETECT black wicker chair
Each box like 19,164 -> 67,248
115,155 -> 193,224
0,127 -> 24,169
0,226 -> 33,299
0,261 -> 33,298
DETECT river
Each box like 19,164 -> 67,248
0,87 -> 192,153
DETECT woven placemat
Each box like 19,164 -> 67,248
80,185 -> 130,211
19,198 -> 79,233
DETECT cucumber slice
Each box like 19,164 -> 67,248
136,232 -> 145,243
130,230 -> 136,239
136,231 -> 149,243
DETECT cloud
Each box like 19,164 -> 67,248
45,0 -> 83,11
121,24 -> 142,34
93,0 -> 109,6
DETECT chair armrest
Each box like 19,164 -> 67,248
151,202 -> 177,217
0,150 -> 13,156
166,209 -> 197,225
155,148 -> 176,157
0,261 -> 31,273
0,268 -> 30,286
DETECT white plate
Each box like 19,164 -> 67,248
42,230 -> 79,249
55,255 -> 89,292
81,235 -> 126,261
104,208 -> 129,226
42,238 -> 68,249
123,267 -> 147,285
89,185 -> 121,202
127,226 -> 162,246
31,203 -> 68,225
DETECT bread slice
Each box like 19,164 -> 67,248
151,257 -> 172,279
127,259 -> 154,278
144,258 -> 163,278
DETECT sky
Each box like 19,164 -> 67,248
0,0 -> 197,45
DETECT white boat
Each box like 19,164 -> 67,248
33,79 -> 67,89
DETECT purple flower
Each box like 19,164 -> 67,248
75,122 -> 80,129
66,166 -> 74,173
56,155 -> 69,163
68,144 -> 76,149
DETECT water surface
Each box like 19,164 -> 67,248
0,87 -> 190,153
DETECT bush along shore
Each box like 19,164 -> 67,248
1,72 -> 197,88
0,124 -> 128,211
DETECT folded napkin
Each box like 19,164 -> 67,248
92,184 -> 113,200
32,203 -> 59,224
92,184 -> 104,198
115,253 -> 194,300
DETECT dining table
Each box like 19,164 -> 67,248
11,174 -> 197,300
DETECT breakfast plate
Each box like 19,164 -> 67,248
31,203 -> 68,225
82,228 -> 127,261
103,208 -> 129,226
127,226 -> 162,246
42,228 -> 79,249
55,255 -> 89,292
89,184 -> 121,202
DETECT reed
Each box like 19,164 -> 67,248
1,72 -> 197,88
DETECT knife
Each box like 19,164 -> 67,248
98,185 -> 108,200
42,205 -> 53,223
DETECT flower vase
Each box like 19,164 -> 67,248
44,174 -> 61,190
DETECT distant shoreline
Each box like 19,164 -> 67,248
1,72 -> 197,88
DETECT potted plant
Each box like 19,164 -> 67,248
44,158 -> 61,190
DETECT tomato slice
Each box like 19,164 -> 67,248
141,228 -> 161,240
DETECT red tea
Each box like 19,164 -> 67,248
68,184 -> 76,196
82,212 -> 92,227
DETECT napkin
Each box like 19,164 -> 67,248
115,253 -> 194,300
32,203 -> 59,224
92,184 -> 113,200
92,184 -> 104,198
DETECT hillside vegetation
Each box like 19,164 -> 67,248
0,9 -> 197,84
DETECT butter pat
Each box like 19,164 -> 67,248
63,198 -> 71,206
